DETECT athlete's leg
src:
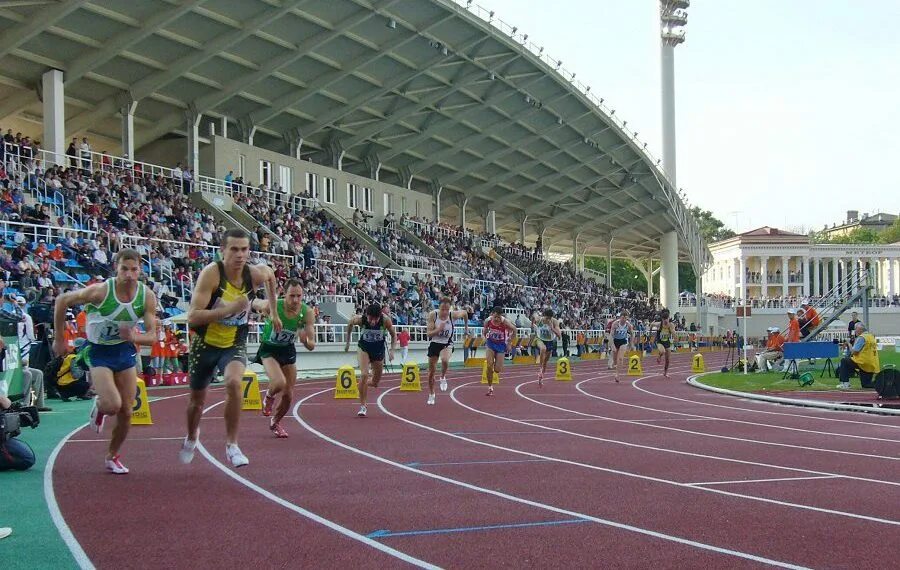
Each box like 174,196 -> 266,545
262,356 -> 286,415
89,367 -> 121,416
370,360 -> 385,390
663,347 -> 671,377
222,359 -> 247,445
440,347 -> 451,377
427,353 -> 438,395
108,367 -> 138,459
272,363 -> 297,425
186,386 -> 207,441
358,350 -> 371,406
484,348 -> 496,388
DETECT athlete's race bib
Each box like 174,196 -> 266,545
269,329 -> 296,345
98,322 -> 122,342
220,309 -> 249,327
360,329 -> 385,342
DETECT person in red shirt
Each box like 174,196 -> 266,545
785,309 -> 801,343
798,300 -> 821,338
398,328 -> 410,362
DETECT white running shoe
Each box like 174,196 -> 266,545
179,437 -> 197,464
105,455 -> 129,474
439,377 -> 448,392
357,405 -> 367,417
427,393 -> 436,405
226,443 -> 249,468
836,382 -> 851,390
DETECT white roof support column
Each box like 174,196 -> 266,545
42,69 -> 65,166
119,92 -> 137,160
185,107 -> 201,174
220,116 -> 228,140
607,235 -> 613,288
283,128 -> 302,160
659,230 -> 679,310
364,152 -> 381,182
429,180 -> 442,223
518,214 -> 529,246
238,116 -> 257,146
457,194 -> 468,229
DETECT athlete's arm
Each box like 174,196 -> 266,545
453,310 -> 469,337
252,264 -> 281,333
187,264 -> 249,328
504,318 -> 517,351
384,317 -> 397,361
300,308 -> 316,351
344,316 -> 360,352
126,292 -> 159,346
250,299 -> 271,315
52,284 -> 106,356
425,311 -> 439,337
551,318 -> 562,339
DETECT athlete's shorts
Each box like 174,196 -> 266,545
85,342 -> 137,373
189,337 -> 247,390
358,342 -> 385,363
255,343 -> 297,367
536,339 -> 556,353
485,340 -> 507,354
657,340 -> 672,353
428,341 -> 452,358
613,338 -> 628,349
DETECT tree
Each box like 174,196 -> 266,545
879,218 -> 900,244
813,227 -> 880,244
689,207 -> 736,243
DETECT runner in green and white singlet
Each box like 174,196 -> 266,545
53,249 -> 159,474
252,280 -> 315,437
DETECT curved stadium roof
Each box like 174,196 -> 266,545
0,0 -> 710,269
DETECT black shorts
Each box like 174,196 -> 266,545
537,339 -> 556,353
255,343 -> 297,367
428,342 -> 451,358
358,343 -> 385,363
657,340 -> 671,350
613,338 -> 628,349
189,337 -> 248,390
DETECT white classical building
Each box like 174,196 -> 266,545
702,227 -> 899,301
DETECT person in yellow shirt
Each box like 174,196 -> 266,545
837,322 -> 880,390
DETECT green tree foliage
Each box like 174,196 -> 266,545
690,207 -> 736,243
812,227 -> 880,244
880,218 -> 900,244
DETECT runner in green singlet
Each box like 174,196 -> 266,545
252,279 -> 315,438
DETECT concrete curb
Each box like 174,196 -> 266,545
687,373 -> 900,416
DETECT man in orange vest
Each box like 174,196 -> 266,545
798,300 -> 821,339
838,322 -> 880,390
755,327 -> 785,372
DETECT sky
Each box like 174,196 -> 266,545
470,0 -> 900,234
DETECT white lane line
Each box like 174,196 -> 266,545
688,475 -> 843,487
515,378 -> 900,486
67,437 -> 185,442
45,423 -> 96,570
630,376 -> 900,430
415,381 -> 900,526
293,389 -> 809,570
195,399 -> 439,570
523,417 -> 718,422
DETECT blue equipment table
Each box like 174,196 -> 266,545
782,342 -> 840,379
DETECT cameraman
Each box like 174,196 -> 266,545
0,370 -> 38,471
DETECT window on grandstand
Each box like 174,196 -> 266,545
363,187 -> 373,212
306,172 -> 318,199
238,155 -> 246,178
347,183 -> 358,209
259,160 -> 272,188
323,177 -> 335,204
279,165 -> 292,194
383,193 -> 392,215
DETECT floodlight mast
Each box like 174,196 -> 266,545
657,0 -> 689,316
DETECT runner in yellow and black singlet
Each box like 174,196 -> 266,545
179,229 -> 280,469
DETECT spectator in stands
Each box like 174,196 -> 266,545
755,327 -> 785,372
837,322 -> 879,390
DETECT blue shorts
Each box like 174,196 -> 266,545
358,342 -> 385,363
539,340 -> 557,353
485,340 -> 507,354
85,342 -> 138,373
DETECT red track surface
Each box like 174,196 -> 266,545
52,352 -> 900,569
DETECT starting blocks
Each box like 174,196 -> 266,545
627,354 -> 643,376
481,361 -> 500,384
691,353 -> 706,373
400,362 -> 422,391
334,365 -> 359,399
131,379 -> 152,425
555,357 -> 572,381
241,371 -> 262,410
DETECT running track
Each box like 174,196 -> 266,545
50,352 -> 900,569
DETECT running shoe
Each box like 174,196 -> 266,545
486,386 -> 494,396
179,437 -> 197,464
439,376 -> 448,392
262,392 -> 276,417
105,455 -> 129,474
836,382 -> 851,390
538,372 -> 544,387
89,397 -> 106,434
357,405 -> 367,417
226,443 -> 249,468
427,393 -> 435,405
270,419 -> 288,438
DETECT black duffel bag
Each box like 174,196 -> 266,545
874,365 -> 900,400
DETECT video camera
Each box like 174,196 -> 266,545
0,403 -> 40,443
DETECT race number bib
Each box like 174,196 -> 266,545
269,329 -> 296,344
220,310 -> 249,327
99,322 -> 122,342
